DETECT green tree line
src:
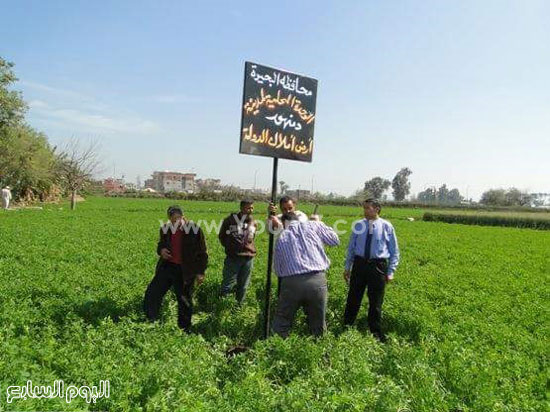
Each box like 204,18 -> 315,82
479,188 -> 533,207
0,57 -> 97,208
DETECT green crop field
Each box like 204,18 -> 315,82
0,197 -> 548,411
423,210 -> 550,230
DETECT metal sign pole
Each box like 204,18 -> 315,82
239,62 -> 317,339
263,157 -> 278,339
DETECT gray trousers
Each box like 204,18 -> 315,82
272,271 -> 327,337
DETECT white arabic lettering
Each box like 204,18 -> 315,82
250,64 -> 313,96
6,379 -> 110,404
265,113 -> 302,131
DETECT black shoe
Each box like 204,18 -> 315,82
373,332 -> 387,343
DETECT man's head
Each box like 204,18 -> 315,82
279,196 -> 296,214
363,198 -> 381,220
240,199 -> 254,215
167,205 -> 183,224
281,211 -> 299,229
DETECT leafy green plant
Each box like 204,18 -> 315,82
0,197 -> 548,411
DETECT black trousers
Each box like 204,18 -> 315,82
344,257 -> 387,334
143,262 -> 194,331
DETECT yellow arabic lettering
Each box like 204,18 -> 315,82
242,124 -> 254,141
242,124 -> 313,156
243,88 -> 315,123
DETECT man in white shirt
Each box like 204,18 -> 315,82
272,212 -> 340,337
2,186 -> 12,210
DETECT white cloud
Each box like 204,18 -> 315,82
28,99 -> 50,109
30,105 -> 162,135
21,81 -> 88,100
24,82 -> 162,135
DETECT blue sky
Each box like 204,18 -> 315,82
2,0 -> 549,199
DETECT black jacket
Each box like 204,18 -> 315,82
156,220 -> 208,278
218,213 -> 257,257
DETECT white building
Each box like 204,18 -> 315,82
146,171 -> 196,193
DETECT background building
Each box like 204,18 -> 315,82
286,189 -> 311,200
195,178 -> 222,190
103,178 -> 125,193
145,171 -> 196,193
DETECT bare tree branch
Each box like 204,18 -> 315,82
55,138 -> 103,209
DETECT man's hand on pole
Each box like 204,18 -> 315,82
268,202 -> 277,216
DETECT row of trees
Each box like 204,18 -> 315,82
355,168 -> 413,201
0,57 -> 98,209
416,184 -> 464,205
479,188 -> 533,207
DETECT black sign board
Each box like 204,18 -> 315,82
239,62 -> 318,162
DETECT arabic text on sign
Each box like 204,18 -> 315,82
265,113 -> 302,131
242,123 -> 313,155
243,88 -> 315,124
250,65 -> 313,96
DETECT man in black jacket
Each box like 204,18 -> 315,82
144,205 -> 208,332
218,200 -> 257,304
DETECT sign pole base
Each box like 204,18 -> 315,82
263,157 -> 278,339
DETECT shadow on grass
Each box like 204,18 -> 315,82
383,313 -> 422,343
335,312 -> 421,343
194,279 -> 422,345
46,294 -> 143,329
192,281 -> 266,346
14,288 -> 144,333
30,279 -> 421,347
327,294 -> 422,344
73,295 -> 143,326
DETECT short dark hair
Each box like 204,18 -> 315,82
281,212 -> 299,224
364,198 -> 381,213
240,199 -> 254,208
167,205 -> 183,216
279,195 -> 295,207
